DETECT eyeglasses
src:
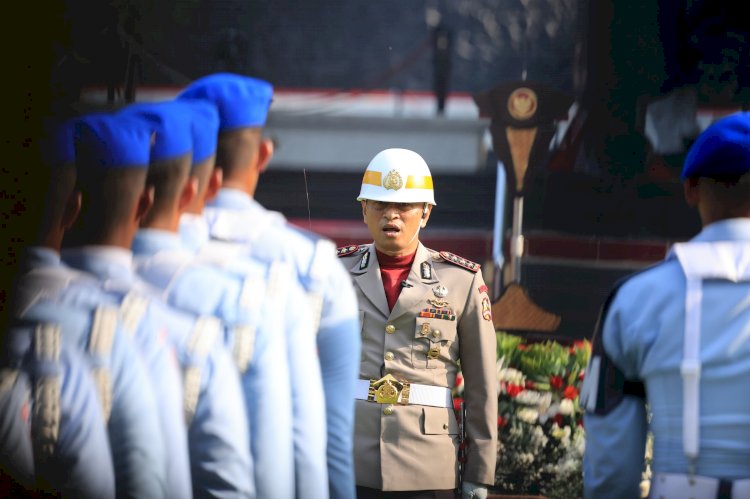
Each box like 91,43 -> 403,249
366,201 -> 423,213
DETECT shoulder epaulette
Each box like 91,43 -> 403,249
337,244 -> 362,257
438,251 -> 480,273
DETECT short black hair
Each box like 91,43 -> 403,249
215,127 -> 262,180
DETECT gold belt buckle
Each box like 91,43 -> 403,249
367,374 -> 410,405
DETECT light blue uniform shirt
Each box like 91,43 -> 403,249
174,221 -> 300,499
583,218 -> 750,497
205,188 -> 360,499
62,246 -> 193,499
1,322 -> 115,499
132,228 -> 254,499
0,364 -> 34,490
13,247 -> 167,498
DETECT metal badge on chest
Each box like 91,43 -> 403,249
419,284 -> 456,321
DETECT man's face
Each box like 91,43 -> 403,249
361,200 -> 432,256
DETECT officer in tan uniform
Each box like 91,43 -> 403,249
339,148 -> 498,498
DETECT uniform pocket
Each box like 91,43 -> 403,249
421,406 -> 459,435
412,318 -> 458,369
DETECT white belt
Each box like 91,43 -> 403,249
649,473 -> 750,499
355,376 -> 452,408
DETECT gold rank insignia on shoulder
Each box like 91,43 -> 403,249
337,244 -> 361,257
438,251 -> 480,273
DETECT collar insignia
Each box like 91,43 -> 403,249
359,250 -> 370,270
421,261 -> 432,280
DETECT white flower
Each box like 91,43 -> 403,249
515,389 -> 541,405
573,427 -> 586,456
498,367 -> 525,384
531,426 -> 548,447
516,407 -> 539,424
551,423 -> 571,442
537,392 -> 553,417
559,398 -> 575,415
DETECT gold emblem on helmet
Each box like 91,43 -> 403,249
382,169 -> 404,191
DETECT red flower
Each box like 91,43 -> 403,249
525,380 -> 536,389
563,386 -> 579,400
506,383 -> 524,397
550,375 -> 564,390
453,397 -> 464,412
517,344 -> 528,351
498,416 -> 506,428
455,373 -> 464,388
579,370 -> 585,380
553,413 -> 564,426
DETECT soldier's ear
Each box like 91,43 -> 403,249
61,190 -> 82,231
361,200 -> 368,220
178,177 -> 198,214
135,185 -> 154,223
257,138 -> 274,174
420,204 -> 432,227
204,168 -> 223,203
683,178 -> 700,207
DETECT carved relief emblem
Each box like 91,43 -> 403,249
507,87 -> 538,121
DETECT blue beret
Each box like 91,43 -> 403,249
40,118 -> 76,168
75,113 -> 153,170
183,99 -> 220,165
682,112 -> 750,179
177,73 -> 273,131
119,101 -> 192,162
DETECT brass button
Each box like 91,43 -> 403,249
385,324 -> 396,334
385,352 -> 395,361
427,347 -> 440,359
420,323 -> 430,336
442,423 -> 448,430
383,405 -> 394,416
431,330 -> 441,339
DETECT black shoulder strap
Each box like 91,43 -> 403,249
584,273 -> 647,416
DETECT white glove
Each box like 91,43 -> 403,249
461,481 -> 488,499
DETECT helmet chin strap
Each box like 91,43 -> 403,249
405,203 -> 428,247
406,220 -> 422,247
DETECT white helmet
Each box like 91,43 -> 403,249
356,148 -> 436,205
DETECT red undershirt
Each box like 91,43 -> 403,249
376,249 -> 417,311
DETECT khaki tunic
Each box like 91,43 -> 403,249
339,242 -> 498,491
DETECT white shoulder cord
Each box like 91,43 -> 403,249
672,241 -> 750,476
